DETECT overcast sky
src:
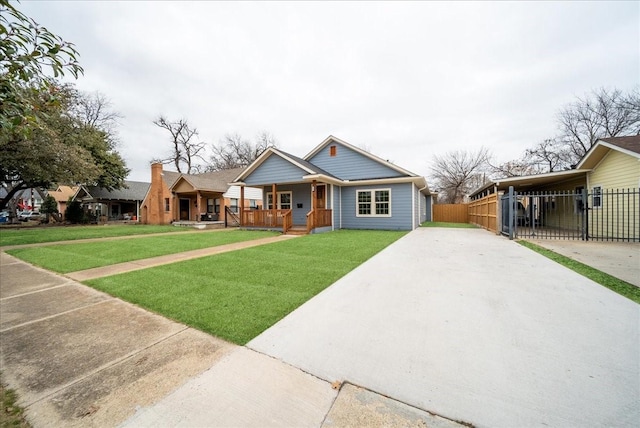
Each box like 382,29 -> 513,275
21,1 -> 639,183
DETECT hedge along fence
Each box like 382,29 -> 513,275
469,193 -> 498,233
433,204 -> 469,223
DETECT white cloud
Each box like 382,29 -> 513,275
20,1 -> 639,181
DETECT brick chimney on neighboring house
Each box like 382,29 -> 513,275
145,162 -> 169,225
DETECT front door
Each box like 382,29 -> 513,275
316,185 -> 326,209
179,198 -> 190,220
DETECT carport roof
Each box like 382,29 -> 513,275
471,169 -> 588,196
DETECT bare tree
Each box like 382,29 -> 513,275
152,116 -> 206,174
72,91 -> 122,147
524,138 -> 573,172
208,131 -> 277,171
488,159 -> 539,178
430,147 -> 491,204
557,87 -> 640,164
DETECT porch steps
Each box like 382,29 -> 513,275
286,226 -> 308,235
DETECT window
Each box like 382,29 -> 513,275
592,185 -> 602,209
356,189 -> 391,217
267,192 -> 292,210
250,199 -> 257,208
329,145 -> 337,157
207,198 -> 214,213
358,191 -> 371,215
164,198 -> 170,212
230,198 -> 238,213
214,198 -> 220,213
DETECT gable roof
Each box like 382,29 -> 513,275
577,135 -> 640,169
171,167 -> 244,192
304,135 -> 420,178
233,148 -> 320,182
50,186 -> 78,202
232,136 -> 430,194
83,181 -> 151,201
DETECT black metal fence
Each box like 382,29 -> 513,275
501,187 -> 639,242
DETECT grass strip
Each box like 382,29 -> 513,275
421,222 -> 477,228
7,230 -> 278,273
0,225 -> 190,246
518,240 -> 640,304
86,230 -> 406,345
1,382 -> 30,428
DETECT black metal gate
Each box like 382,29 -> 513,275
501,187 -> 639,242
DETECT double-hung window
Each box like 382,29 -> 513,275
592,185 -> 602,209
356,189 -> 391,217
267,192 -> 292,210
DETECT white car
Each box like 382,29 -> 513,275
19,211 -> 43,222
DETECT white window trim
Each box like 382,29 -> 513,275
355,188 -> 392,218
591,184 -> 603,209
266,191 -> 293,210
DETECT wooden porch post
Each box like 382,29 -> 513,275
311,180 -> 317,230
197,191 -> 202,221
172,193 -> 177,222
272,183 -> 277,223
240,186 -> 245,226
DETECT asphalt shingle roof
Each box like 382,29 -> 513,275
600,135 -> 640,154
86,181 -> 150,201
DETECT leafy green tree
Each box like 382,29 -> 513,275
1,0 -> 83,134
0,2 -> 129,211
40,194 -> 58,223
0,83 -> 130,210
64,199 -> 85,224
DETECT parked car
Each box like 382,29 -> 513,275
0,211 -> 8,224
19,211 -> 43,222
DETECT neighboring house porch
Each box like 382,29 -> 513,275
141,163 -> 262,226
73,181 -> 150,222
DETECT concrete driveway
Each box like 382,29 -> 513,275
249,228 -> 640,428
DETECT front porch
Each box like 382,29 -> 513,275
233,178 -> 334,234
240,207 -> 332,234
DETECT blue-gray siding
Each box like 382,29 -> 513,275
338,183 -> 414,230
424,195 -> 433,222
308,142 -> 406,180
244,154 -> 309,186
332,184 -> 341,229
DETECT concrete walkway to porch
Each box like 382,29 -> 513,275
65,234 -> 297,281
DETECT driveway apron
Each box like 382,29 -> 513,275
249,228 -> 640,428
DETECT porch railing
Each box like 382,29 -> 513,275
241,209 -> 292,233
306,208 -> 333,233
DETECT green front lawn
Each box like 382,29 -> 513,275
0,224 -> 190,246
7,230 -> 279,273
86,230 -> 406,344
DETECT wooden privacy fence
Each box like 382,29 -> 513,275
469,193 -> 497,232
433,204 -> 469,223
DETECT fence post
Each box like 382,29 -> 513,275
582,187 -> 588,241
508,186 -> 515,240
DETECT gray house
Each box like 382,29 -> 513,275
232,136 -> 432,233
73,181 -> 151,222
